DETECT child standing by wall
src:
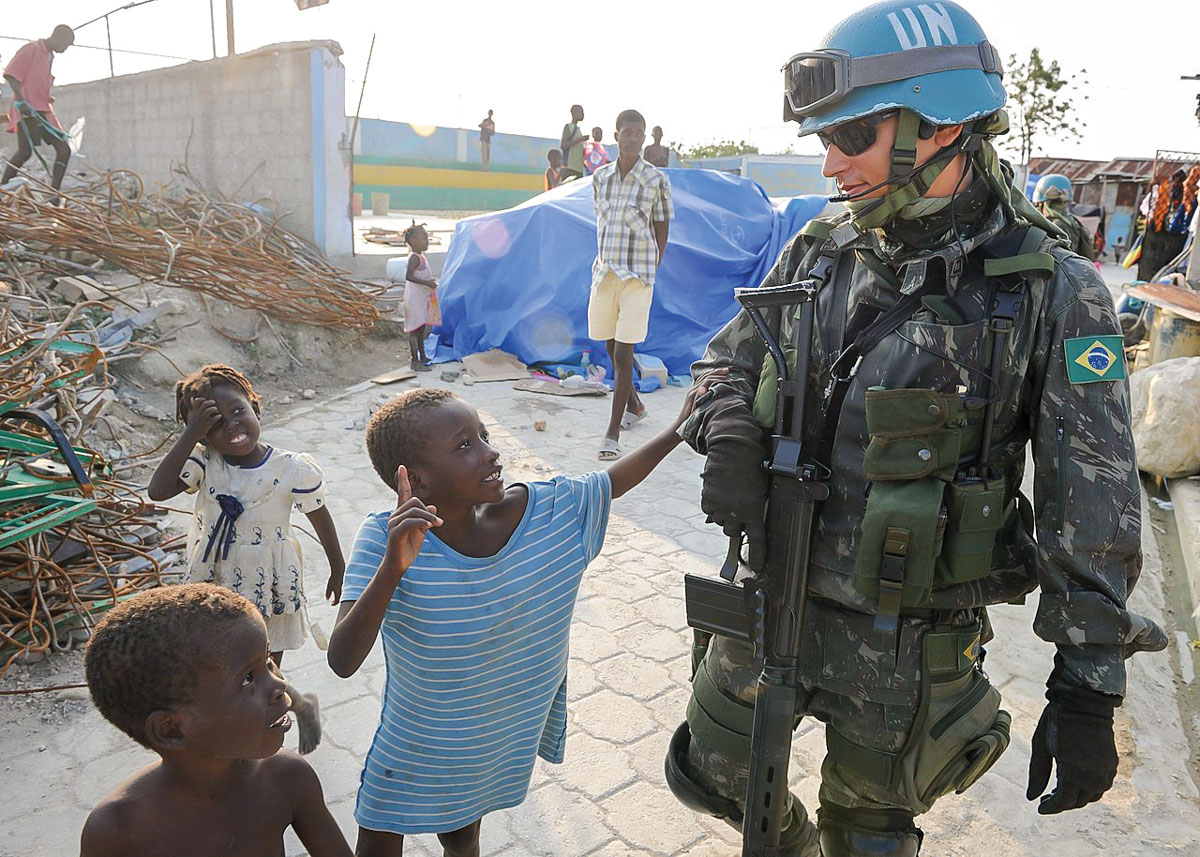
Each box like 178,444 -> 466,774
544,148 -> 562,191
328,373 -> 723,856
81,584 -> 352,857
403,223 -> 441,372
148,364 -> 345,754
583,126 -> 610,176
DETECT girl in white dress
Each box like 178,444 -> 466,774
148,364 -> 345,754
402,223 -> 441,372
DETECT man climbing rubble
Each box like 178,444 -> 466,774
2,25 -> 75,198
664,2 -> 1167,854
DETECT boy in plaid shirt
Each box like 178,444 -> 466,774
589,108 -> 673,461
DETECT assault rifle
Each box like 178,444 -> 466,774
682,280 -> 828,857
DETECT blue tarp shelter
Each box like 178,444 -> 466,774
434,169 -> 828,376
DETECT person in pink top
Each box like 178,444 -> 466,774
583,126 -> 610,176
3,25 -> 74,195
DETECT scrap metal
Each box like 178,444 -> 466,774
0,167 -> 382,331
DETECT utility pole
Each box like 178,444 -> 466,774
1182,75 -> 1200,287
226,0 -> 235,56
209,0 -> 217,59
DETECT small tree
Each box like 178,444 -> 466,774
680,139 -> 759,160
1005,48 -> 1088,165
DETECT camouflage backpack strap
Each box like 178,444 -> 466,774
981,226 -> 1055,279
750,220 -> 854,428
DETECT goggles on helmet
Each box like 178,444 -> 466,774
782,42 -> 1004,121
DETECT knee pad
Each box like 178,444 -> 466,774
663,721 -> 744,823
817,805 -> 922,857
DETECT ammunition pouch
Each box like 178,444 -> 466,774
824,621 -> 1011,815
852,388 -> 1011,627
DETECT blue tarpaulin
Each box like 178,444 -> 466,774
434,169 -> 828,376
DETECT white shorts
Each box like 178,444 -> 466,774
587,270 -> 652,344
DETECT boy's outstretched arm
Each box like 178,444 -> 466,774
306,505 -> 346,604
281,755 -> 354,857
607,370 -> 727,499
327,465 -> 440,677
146,398 -> 220,501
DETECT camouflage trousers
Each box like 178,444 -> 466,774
683,597 -> 987,856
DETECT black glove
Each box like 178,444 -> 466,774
698,396 -> 768,570
1026,656 -> 1121,814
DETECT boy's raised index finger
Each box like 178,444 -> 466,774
395,465 -> 411,506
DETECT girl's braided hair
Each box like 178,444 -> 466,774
403,221 -> 427,247
174,364 -> 261,423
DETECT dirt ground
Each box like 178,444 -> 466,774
3,252 -> 1199,856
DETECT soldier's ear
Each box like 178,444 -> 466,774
931,124 -> 964,147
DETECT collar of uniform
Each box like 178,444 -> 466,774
874,204 -> 1006,296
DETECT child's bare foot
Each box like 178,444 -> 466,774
292,692 -> 322,754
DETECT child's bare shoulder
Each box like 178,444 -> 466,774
79,765 -> 165,856
260,749 -> 324,800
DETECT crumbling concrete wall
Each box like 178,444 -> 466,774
51,41 -> 350,255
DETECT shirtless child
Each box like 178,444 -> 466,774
80,584 -> 351,857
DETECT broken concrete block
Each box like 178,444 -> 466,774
1130,356 -> 1200,477
302,389 -> 317,400
52,275 -> 108,303
154,297 -> 187,315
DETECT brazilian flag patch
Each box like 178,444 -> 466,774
1064,336 -> 1126,384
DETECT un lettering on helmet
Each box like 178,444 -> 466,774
886,4 -> 960,51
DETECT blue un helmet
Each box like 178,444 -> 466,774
783,1 -> 1008,228
1032,173 -> 1072,203
783,0 -> 1006,134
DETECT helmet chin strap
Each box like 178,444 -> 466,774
834,111 -> 967,231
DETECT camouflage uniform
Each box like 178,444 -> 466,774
674,172 -> 1166,853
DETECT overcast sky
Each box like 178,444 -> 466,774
7,0 -> 1200,162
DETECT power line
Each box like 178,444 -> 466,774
0,34 -> 200,63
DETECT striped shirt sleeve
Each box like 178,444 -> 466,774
558,471 -> 612,563
342,512 -> 389,602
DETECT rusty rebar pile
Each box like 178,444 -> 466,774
0,168 -> 381,331
0,481 -> 180,685
1,305 -> 180,688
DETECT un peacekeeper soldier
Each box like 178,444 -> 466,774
1033,173 -> 1096,261
663,2 -> 1166,855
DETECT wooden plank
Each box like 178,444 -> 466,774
1127,283 -> 1200,322
370,368 -> 418,384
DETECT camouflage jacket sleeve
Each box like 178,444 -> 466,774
678,232 -> 815,452
1028,252 -> 1163,697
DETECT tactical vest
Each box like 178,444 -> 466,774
751,218 -> 1055,630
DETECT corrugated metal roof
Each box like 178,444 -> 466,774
1029,154 -> 1200,184
1026,157 -> 1106,183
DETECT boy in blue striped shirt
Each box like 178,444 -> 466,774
328,376 -> 722,856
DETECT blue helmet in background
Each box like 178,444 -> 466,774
1032,173 -> 1073,203
784,0 -> 1007,135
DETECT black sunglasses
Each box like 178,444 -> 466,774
816,111 -> 896,156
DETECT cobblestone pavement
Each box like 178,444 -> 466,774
4,371 -> 1198,856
